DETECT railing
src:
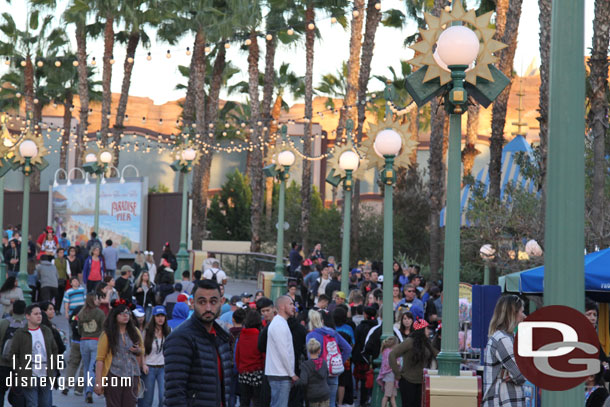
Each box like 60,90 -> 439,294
212,251 -> 287,280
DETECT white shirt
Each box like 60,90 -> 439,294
202,258 -> 217,272
30,327 -> 47,377
317,277 -> 330,296
265,315 -> 295,377
146,263 -> 157,283
203,268 -> 227,284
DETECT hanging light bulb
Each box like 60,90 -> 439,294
142,116 -> 146,123
73,60 -> 79,67
147,52 -> 152,61
54,60 -> 61,67
353,10 -> 360,17
331,17 -> 337,24
127,56 -> 134,63
224,42 -> 230,49
4,57 -> 9,65
36,60 -> 43,67
266,34 -> 272,41
20,60 -> 26,67
125,115 -> 129,122
245,38 -> 252,46
186,47 -> 191,56
34,98 -> 39,104
109,55 -> 115,64
375,1 -> 381,10
91,57 -> 96,65
287,28 -> 294,36
205,46 -> 211,53
166,50 -> 171,59
308,23 -> 315,30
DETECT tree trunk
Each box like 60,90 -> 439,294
190,30 -> 208,247
182,36 -> 199,125
408,106 -> 419,166
24,56 -> 34,122
537,0 -> 551,249
463,104 -> 480,177
60,93 -> 73,172
75,22 -> 89,170
352,0 -> 382,259
301,2 -> 315,255
247,32 -> 264,253
488,0 -> 523,200
266,94 -> 283,221
261,35 -> 277,224
113,32 -> 140,167
336,0 -> 364,138
588,0 -> 610,247
101,14 -> 115,146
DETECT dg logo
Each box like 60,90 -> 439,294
514,305 -> 601,391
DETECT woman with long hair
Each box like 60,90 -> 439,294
83,246 -> 106,293
160,243 -> 177,272
482,295 -> 526,407
78,293 -> 106,403
306,309 -> 352,407
132,251 -> 147,280
67,246 -> 83,284
392,261 -> 403,286
94,299 -> 143,407
392,285 -> 402,311
389,316 -> 438,407
395,310 -> 414,340
142,306 -> 169,407
95,282 -> 111,316
0,276 -> 24,316
4,239 -> 20,277
134,271 -> 155,321
236,309 -> 264,407
144,252 -> 157,284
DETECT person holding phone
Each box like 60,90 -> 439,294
95,299 -> 143,407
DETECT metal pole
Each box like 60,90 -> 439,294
271,171 -> 287,300
340,170 -> 352,294
176,170 -> 190,281
483,262 -> 490,285
18,169 -> 32,304
437,111 -> 463,376
0,176 -> 5,285
542,0 -> 585,405
381,156 -> 395,338
93,172 -> 101,235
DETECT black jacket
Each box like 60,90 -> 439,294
352,319 -> 378,364
295,359 -> 330,402
325,279 -> 342,298
164,317 -> 232,407
362,322 -> 403,361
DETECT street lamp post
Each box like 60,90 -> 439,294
403,0 -> 510,376
0,122 -> 16,285
480,244 -> 495,285
171,146 -> 198,281
83,149 -> 113,236
326,119 -> 360,294
267,125 -> 295,301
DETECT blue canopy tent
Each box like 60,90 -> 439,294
519,248 -> 610,301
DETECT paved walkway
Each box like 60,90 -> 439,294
3,279 -> 258,407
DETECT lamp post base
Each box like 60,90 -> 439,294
270,264 -> 286,301
0,263 -> 6,287
175,246 -> 189,282
19,270 -> 32,305
437,351 -> 462,376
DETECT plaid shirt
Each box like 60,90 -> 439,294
482,330 -> 526,407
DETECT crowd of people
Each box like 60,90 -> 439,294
1,227 -> 610,407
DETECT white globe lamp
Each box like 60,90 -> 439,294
339,150 -> 359,171
479,244 -> 495,260
85,153 -> 97,163
181,148 -> 197,161
374,129 -> 402,157
436,26 -> 480,67
19,139 -> 38,158
99,151 -> 113,164
525,239 -> 543,257
277,150 -> 295,167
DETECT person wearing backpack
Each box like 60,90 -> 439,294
306,309 -> 352,407
203,261 -> 227,285
295,338 -> 330,407
0,300 -> 27,407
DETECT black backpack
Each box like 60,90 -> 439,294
1,317 -> 26,359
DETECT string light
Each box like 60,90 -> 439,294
186,47 -> 191,56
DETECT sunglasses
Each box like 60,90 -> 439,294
119,310 -> 131,315
406,290 -> 415,293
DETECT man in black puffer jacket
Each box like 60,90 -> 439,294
164,279 -> 232,407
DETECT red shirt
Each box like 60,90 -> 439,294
89,259 -> 101,281
209,326 -> 224,407
235,328 -> 264,373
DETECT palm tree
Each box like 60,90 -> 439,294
587,0 -> 610,247
316,62 -> 347,109
488,0 -> 524,200
112,0 -> 157,166
335,0 -> 364,139
463,104 -> 480,177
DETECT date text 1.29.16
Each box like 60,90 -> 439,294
12,354 -> 64,371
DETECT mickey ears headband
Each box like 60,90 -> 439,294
111,298 -> 136,310
413,317 -> 429,331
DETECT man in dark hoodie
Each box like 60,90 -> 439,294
353,306 -> 379,407
296,338 -> 330,406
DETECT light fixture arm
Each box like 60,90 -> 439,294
447,65 -> 469,114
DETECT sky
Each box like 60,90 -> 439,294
0,0 -> 596,107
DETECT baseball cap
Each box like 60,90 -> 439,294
350,268 -> 360,276
174,283 -> 183,291
240,292 -> 252,298
133,306 -> 145,318
409,304 -> 425,320
230,295 -> 241,305
336,291 -> 346,299
177,294 -> 189,303
152,306 -> 166,316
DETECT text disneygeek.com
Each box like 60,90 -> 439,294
6,374 -> 132,389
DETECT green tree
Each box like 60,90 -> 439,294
207,170 -> 253,240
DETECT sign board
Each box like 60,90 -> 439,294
49,177 -> 148,253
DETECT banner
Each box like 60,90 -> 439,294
50,178 -> 146,253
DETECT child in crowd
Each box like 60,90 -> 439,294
378,336 -> 399,407
296,338 -> 330,407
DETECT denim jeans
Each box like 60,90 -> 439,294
268,378 -> 291,407
327,375 -> 339,407
80,339 -> 98,397
142,366 -> 164,407
23,383 -> 52,407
